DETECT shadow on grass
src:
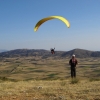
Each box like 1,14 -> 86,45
0,77 -> 18,82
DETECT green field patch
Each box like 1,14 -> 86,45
15,61 -> 21,63
34,63 -> 46,66
33,69 -> 45,72
22,66 -> 28,67
27,68 -> 37,70
42,76 -> 60,80
47,73 -> 58,78
0,77 -> 18,82
11,70 -> 28,74
82,66 -> 91,69
0,70 -> 10,74
93,69 -> 100,73
3,60 -> 11,62
24,78 -> 35,81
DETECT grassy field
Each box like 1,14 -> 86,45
0,56 -> 100,99
0,79 -> 100,100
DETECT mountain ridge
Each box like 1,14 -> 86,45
0,48 -> 100,58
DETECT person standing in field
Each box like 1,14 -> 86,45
69,54 -> 78,78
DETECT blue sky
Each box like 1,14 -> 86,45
0,0 -> 100,51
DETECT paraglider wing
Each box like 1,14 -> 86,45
34,16 -> 70,32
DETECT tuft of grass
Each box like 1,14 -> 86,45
60,80 -> 66,86
70,78 -> 80,84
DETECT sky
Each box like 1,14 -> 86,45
0,0 -> 100,51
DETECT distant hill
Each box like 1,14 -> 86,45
61,48 -> 92,58
0,49 -> 64,58
0,48 -> 100,58
0,49 -> 7,53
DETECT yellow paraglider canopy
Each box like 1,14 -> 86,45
34,16 -> 70,32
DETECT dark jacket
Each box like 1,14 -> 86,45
69,59 -> 78,67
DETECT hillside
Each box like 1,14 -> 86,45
0,48 -> 100,100
0,48 -> 100,58
61,48 -> 93,58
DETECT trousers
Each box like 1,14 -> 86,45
71,67 -> 76,78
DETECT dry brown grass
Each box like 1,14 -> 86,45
0,57 -> 100,99
0,79 -> 100,100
